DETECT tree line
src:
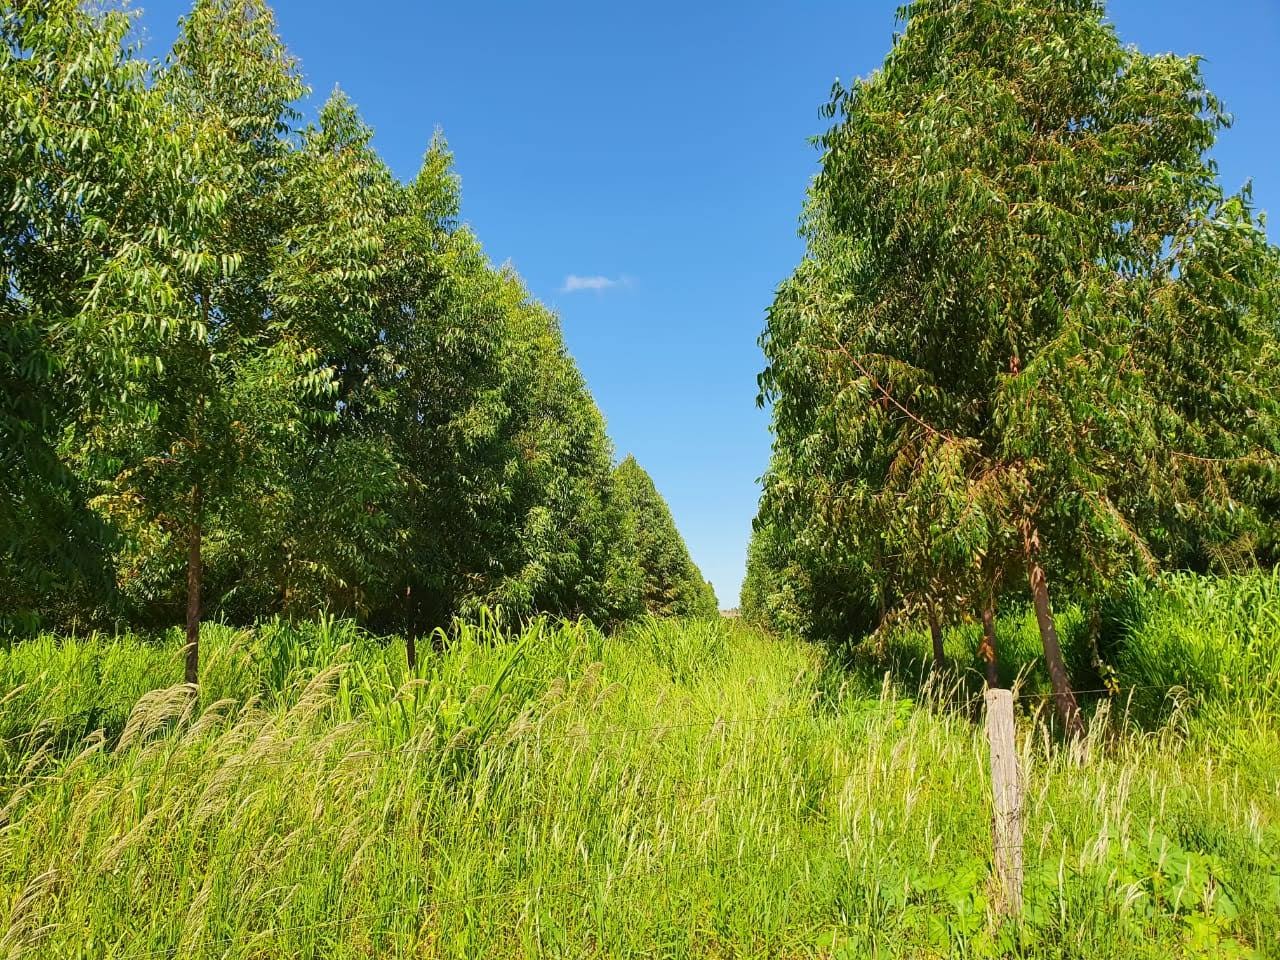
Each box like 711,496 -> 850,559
0,0 -> 718,675
743,0 -> 1280,736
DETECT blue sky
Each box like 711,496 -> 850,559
133,0 -> 1279,606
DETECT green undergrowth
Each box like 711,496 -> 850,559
871,571 -> 1280,726
0,600 -> 1277,958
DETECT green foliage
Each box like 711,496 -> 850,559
740,519 -> 829,636
1107,570 -> 1280,720
81,0 -> 327,633
613,455 -> 718,618
751,0 -> 1280,697
618,615 -> 730,681
0,0 -> 149,627
868,570 -> 1280,729
0,0 -> 709,642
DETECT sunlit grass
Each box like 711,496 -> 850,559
0,596 -> 1276,958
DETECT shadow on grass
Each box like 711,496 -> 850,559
810,601 -> 1155,737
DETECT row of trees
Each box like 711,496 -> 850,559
744,0 -> 1280,735
1,0 -> 717,674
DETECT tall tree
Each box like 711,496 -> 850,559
0,0 -> 176,628
240,89 -> 403,620
81,0 -> 314,681
367,139 -> 651,631
757,0 -> 1280,734
613,455 -> 718,619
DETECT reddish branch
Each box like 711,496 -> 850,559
826,336 -> 961,446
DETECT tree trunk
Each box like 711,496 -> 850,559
873,587 -> 889,658
979,601 -> 1001,689
1022,522 -> 1084,739
185,288 -> 210,689
1086,605 -> 1113,693
927,604 -> 947,673
184,484 -> 203,686
404,585 -> 417,672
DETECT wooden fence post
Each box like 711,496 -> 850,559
984,688 -> 1023,918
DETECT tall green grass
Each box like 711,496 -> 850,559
1109,571 -> 1280,716
873,570 -> 1280,723
0,597 -> 1276,958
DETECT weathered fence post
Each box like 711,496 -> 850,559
984,688 -> 1023,918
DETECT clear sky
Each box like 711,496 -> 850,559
132,0 -> 1279,607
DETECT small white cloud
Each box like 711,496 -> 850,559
560,274 -> 626,293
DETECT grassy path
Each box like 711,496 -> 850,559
0,616 -> 1276,958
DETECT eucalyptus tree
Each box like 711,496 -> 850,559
0,0 -> 172,627
758,0 -> 1280,735
242,89 -> 404,620
359,139 -> 638,632
739,518 -> 815,635
368,151 -> 528,632
612,455 -> 717,618
81,0 -> 316,682
476,281 -> 640,624
759,228 -> 996,671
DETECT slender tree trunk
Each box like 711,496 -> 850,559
1022,521 -> 1084,739
184,483 -> 203,686
927,604 -> 947,674
979,601 -> 1001,689
873,587 -> 889,658
182,287 -> 214,688
1086,604 -> 1112,692
404,585 -> 417,672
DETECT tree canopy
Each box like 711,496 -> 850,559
748,0 -> 1280,734
0,0 -> 714,662
613,455 -> 719,619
